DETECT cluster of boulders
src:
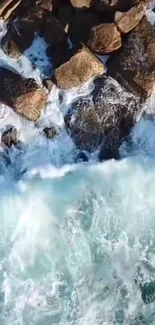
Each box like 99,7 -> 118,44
0,0 -> 155,160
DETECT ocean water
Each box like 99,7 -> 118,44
0,9 -> 155,325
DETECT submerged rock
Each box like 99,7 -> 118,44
1,126 -> 19,148
114,3 -> 144,34
53,46 -> 105,89
87,23 -> 121,54
0,68 -> 47,121
43,126 -> 57,139
108,17 -> 155,98
64,76 -> 140,157
141,282 -> 155,304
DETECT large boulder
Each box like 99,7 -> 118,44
53,46 -> 105,89
64,76 -> 140,158
0,0 -> 22,20
0,68 -> 47,121
108,17 -> 155,98
87,23 -> 121,54
114,3 -> 144,34
44,14 -> 68,46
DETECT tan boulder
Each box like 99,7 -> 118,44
115,3 -> 144,34
0,68 -> 47,121
53,46 -> 105,89
70,0 -> 93,9
87,23 -> 121,54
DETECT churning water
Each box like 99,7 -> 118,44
1,11 -> 155,325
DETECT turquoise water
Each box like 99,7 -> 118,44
0,155 -> 155,325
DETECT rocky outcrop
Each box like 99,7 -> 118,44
1,126 -> 19,148
0,0 -> 21,20
114,3 -> 144,33
87,23 -> 121,54
0,68 -> 47,121
64,76 -> 140,157
108,17 -> 155,98
53,46 -> 105,89
70,0 -> 93,9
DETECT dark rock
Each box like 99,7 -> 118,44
69,11 -> 100,45
1,28 -> 21,59
53,46 -> 105,89
108,17 -> 155,98
141,282 -> 155,304
64,76 -> 139,154
1,126 -> 19,148
44,14 -> 68,46
58,4 -> 74,30
43,126 -> 57,138
87,23 -> 121,54
75,151 -> 89,162
0,67 -> 47,121
36,0 -> 53,11
114,3 -> 144,34
43,78 -> 54,91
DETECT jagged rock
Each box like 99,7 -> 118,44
69,11 -> 100,44
64,76 -> 139,156
43,126 -> 57,138
114,3 -> 144,33
44,14 -> 68,46
53,46 -> 105,89
108,17 -> 155,98
0,0 -> 22,20
87,23 -> 121,54
0,68 -> 47,121
70,0 -> 93,9
141,282 -> 155,304
1,29 -> 22,59
1,126 -> 19,148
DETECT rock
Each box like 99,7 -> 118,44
58,4 -> 74,30
1,126 -> 19,148
44,14 -> 68,46
19,5 -> 47,32
70,0 -> 93,9
43,126 -> 57,138
1,29 -> 22,59
114,3 -> 144,34
75,151 -> 89,162
0,67 -> 47,121
64,76 -> 139,154
43,78 -> 54,91
36,0 -> 53,11
108,17 -> 155,98
87,23 -> 121,54
95,0 -> 119,12
69,11 -> 100,44
141,282 -> 155,304
0,0 -> 22,20
53,46 -> 105,89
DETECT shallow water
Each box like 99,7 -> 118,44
0,10 -> 155,325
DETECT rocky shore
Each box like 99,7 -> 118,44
0,0 -> 155,160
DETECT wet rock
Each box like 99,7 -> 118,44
64,76 -> 139,154
69,11 -> 100,44
36,0 -> 53,11
108,17 -> 155,98
58,4 -> 74,31
53,46 -> 105,89
43,126 -> 57,138
95,0 -> 119,12
87,23 -> 121,54
0,0 -> 22,20
70,0 -> 93,9
1,28 -> 22,59
1,126 -> 19,148
0,67 -> 47,121
114,3 -> 144,34
44,14 -> 68,46
75,151 -> 89,162
43,78 -> 54,91
141,282 -> 155,304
